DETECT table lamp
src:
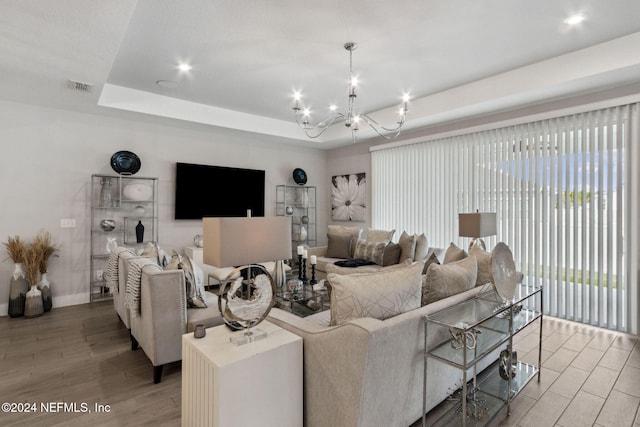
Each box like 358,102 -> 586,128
203,216 -> 291,345
458,212 -> 497,251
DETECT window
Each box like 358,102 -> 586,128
371,104 -> 639,333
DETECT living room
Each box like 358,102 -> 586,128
2,1 -> 640,426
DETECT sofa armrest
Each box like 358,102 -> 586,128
306,246 -> 328,257
131,269 -> 187,367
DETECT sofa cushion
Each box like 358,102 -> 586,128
328,225 -> 362,258
328,261 -> 423,325
366,228 -> 395,244
382,242 -> 401,266
414,233 -> 429,261
470,245 -> 493,286
422,255 -> 477,305
326,233 -> 353,259
443,242 -> 467,264
398,231 -> 417,262
354,239 -> 387,266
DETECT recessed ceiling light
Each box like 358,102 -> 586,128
156,80 -> 178,88
178,63 -> 192,72
564,14 -> 585,25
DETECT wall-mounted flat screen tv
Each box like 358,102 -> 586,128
174,162 -> 265,220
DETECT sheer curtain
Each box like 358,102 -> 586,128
371,103 -> 639,333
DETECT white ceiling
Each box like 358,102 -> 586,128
2,0 -> 640,149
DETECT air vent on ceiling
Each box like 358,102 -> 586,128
67,79 -> 94,93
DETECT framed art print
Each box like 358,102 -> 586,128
331,173 -> 366,221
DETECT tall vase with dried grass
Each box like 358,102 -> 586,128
23,243 -> 44,318
34,231 -> 58,312
4,236 -> 28,317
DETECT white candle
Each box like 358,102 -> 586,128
303,250 -> 308,259
297,245 -> 304,255
310,255 -> 317,265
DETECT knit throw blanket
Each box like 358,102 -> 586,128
106,247 -> 135,295
125,257 -> 163,317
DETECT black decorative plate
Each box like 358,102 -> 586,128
292,168 -> 307,185
110,151 -> 141,175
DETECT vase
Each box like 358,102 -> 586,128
38,272 -> 52,312
8,263 -> 28,317
273,260 -> 287,290
299,225 -> 307,241
24,284 -> 44,318
99,177 -> 114,208
136,220 -> 145,243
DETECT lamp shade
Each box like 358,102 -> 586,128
458,212 -> 497,238
202,217 -> 292,267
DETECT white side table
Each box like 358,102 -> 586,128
182,320 -> 303,427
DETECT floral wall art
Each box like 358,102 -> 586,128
331,173 -> 366,221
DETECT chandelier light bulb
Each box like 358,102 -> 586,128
293,91 -> 302,101
329,104 -> 337,111
178,63 -> 192,72
303,108 -> 311,117
402,93 -> 410,103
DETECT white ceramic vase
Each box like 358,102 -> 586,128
38,272 -> 52,312
8,263 -> 28,317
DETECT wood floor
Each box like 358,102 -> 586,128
2,301 -> 640,427
0,301 -> 181,427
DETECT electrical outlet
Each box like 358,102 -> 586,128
96,270 -> 104,281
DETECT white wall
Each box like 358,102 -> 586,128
0,100 -> 327,314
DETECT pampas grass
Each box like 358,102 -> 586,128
34,231 -> 59,274
22,244 -> 40,286
3,236 -> 26,264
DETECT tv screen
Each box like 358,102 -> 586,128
175,162 -> 265,219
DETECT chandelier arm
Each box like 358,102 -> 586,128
359,114 -> 406,139
294,112 -> 345,139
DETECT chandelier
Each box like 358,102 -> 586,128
292,42 -> 409,143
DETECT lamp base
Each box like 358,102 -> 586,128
229,328 -> 268,346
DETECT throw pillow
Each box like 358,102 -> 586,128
326,233 -> 353,259
382,242 -> 401,266
139,242 -> 170,267
328,225 -> 362,258
470,245 -> 493,286
443,242 -> 467,264
166,252 -> 207,308
422,255 -> 477,306
422,252 -> 441,274
353,239 -> 387,266
414,233 -> 429,261
328,261 -> 423,325
366,228 -> 395,244
398,231 -> 417,262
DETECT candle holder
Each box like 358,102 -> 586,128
310,264 -> 317,286
302,258 -> 308,284
297,254 -> 303,281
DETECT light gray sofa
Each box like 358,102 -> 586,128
114,251 -> 224,383
268,280 -> 497,427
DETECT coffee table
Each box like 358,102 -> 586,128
274,288 -> 327,317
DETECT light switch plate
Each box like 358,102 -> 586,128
61,218 -> 76,228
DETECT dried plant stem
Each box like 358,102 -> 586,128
3,236 -> 26,264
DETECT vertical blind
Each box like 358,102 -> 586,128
371,103 -> 639,333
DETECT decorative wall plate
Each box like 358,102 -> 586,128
110,151 -> 141,175
292,168 -> 307,185
491,242 -> 517,302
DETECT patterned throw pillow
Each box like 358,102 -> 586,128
422,255 -> 477,306
166,252 -> 207,308
353,239 -> 387,266
328,261 -> 423,325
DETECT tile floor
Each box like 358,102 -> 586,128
421,316 -> 640,427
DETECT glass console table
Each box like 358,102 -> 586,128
423,284 -> 542,427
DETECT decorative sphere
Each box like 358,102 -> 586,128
301,215 -> 309,224
133,205 -> 146,217
285,206 -> 294,215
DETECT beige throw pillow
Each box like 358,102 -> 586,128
382,242 -> 401,266
470,245 -> 493,286
328,225 -> 362,258
414,234 -> 428,261
326,233 -> 353,259
366,228 -> 396,244
398,231 -> 417,262
422,255 -> 477,306
443,242 -> 467,264
328,262 -> 423,325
